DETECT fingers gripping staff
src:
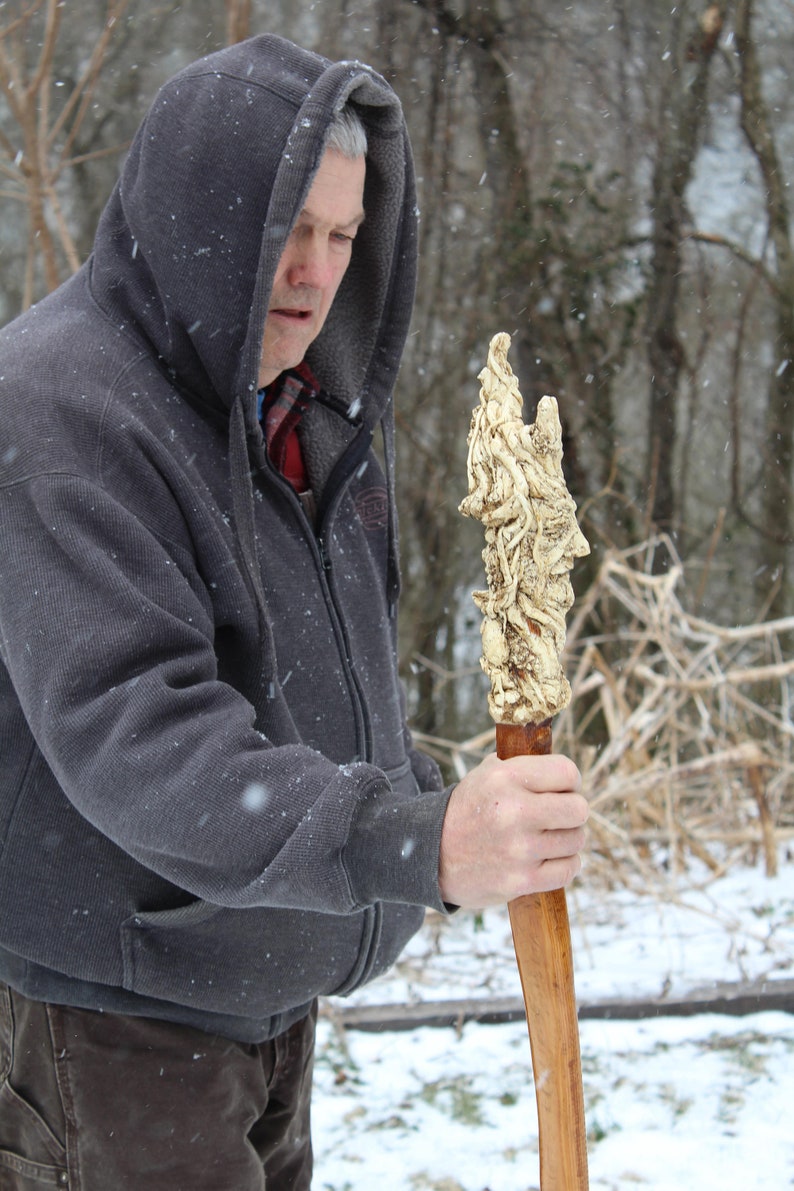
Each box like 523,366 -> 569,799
460,332 -> 590,1189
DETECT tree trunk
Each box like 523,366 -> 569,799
645,3 -> 723,564
736,0 -> 794,617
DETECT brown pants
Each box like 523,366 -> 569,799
0,982 -> 315,1190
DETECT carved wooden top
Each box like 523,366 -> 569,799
460,332 -> 590,724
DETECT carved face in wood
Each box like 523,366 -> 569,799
460,333 -> 590,725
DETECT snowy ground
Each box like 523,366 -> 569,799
312,859 -> 794,1189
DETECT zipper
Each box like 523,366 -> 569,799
260,436 -> 375,764
315,422 -> 376,762
260,434 -> 384,982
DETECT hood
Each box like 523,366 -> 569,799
89,33 -> 418,434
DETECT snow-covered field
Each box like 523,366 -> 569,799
313,860 -> 794,1189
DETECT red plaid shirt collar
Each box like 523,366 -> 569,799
257,362 -> 319,491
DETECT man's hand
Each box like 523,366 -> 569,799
439,753 -> 588,908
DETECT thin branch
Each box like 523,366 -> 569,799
27,0 -> 61,100
49,1 -> 130,164
0,0 -> 43,45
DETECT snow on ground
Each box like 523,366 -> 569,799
313,859 -> 794,1189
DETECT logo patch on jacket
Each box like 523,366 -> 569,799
355,487 -> 388,530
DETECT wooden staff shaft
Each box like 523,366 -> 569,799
497,721 -> 589,1190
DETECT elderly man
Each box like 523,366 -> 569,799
0,33 -> 586,1189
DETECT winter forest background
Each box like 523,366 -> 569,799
1,0 -> 791,880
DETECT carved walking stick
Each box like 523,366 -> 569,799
460,332 -> 590,1188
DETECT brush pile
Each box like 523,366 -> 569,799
417,538 -> 794,888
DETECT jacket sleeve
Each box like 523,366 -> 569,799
0,472 -> 448,915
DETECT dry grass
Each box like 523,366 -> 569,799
414,538 -> 794,890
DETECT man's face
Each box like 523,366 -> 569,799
257,148 -> 366,389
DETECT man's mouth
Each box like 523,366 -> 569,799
271,307 -> 312,322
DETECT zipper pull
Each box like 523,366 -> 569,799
298,488 -> 317,525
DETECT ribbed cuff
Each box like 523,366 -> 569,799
343,782 -> 456,914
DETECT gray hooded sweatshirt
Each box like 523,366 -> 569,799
0,35 -> 450,1043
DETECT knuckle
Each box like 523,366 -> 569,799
559,755 -> 582,789
573,793 -> 590,821
564,856 -> 582,886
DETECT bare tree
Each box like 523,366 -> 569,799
644,2 -> 724,561
226,0 -> 252,45
0,0 -> 129,307
735,0 -> 794,617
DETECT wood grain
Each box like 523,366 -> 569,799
498,720 -> 589,1190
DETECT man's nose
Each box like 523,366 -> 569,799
286,239 -> 333,289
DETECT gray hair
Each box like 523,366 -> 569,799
326,105 -> 368,159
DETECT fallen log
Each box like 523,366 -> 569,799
320,977 -> 794,1033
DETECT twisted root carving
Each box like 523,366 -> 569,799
460,332 -> 589,724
